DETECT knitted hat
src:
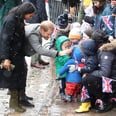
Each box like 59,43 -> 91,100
92,0 -> 105,3
70,22 -> 81,30
69,28 -> 81,40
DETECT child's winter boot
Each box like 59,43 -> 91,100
75,102 -> 91,113
65,95 -> 72,102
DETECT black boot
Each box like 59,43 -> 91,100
20,99 -> 35,108
19,88 -> 33,101
19,89 -> 34,107
25,95 -> 33,101
9,89 -> 26,112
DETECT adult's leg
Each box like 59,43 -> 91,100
19,59 -> 34,107
83,75 -> 113,113
31,54 -> 45,68
9,88 -> 26,112
69,0 -> 77,16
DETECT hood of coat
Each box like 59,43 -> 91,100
55,36 -> 69,51
100,40 -> 116,54
71,46 -> 83,63
80,39 -> 98,56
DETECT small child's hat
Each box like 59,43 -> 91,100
69,28 -> 81,40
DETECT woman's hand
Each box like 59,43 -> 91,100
3,59 -> 11,71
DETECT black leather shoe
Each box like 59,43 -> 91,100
31,63 -> 45,69
25,95 -> 33,101
39,60 -> 49,65
20,99 -> 35,108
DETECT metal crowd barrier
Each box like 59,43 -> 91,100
49,0 -> 63,23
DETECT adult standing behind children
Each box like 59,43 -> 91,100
62,0 -> 80,16
0,2 -> 36,113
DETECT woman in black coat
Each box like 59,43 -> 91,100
0,2 -> 35,112
75,30 -> 116,113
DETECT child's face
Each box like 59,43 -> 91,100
82,33 -> 90,40
61,41 -> 70,50
70,38 -> 79,43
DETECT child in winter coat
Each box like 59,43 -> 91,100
55,36 -> 70,100
69,39 -> 98,78
57,27 -> 84,102
79,39 -> 98,76
57,46 -> 84,102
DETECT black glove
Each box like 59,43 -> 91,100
84,16 -> 94,25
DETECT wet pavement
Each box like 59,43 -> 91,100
0,56 -> 116,116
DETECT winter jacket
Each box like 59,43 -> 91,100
24,24 -> 58,58
101,3 -> 115,37
55,36 -> 70,78
93,3 -> 115,37
0,13 -> 27,89
80,39 -> 98,74
58,46 -> 83,83
91,40 -> 116,80
93,3 -> 108,30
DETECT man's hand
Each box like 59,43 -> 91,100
59,47 -> 74,56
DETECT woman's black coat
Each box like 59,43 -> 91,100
0,13 -> 27,89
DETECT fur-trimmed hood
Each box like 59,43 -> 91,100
100,40 -> 116,53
